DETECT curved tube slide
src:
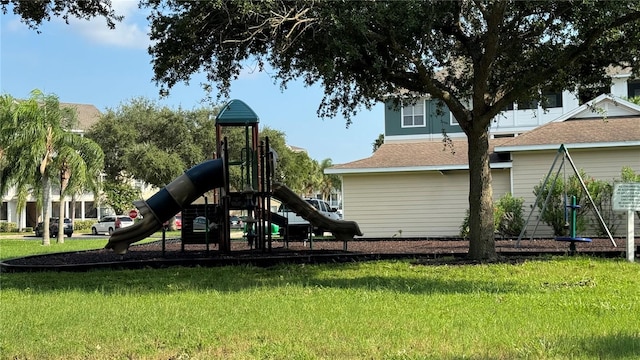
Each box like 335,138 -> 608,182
105,159 -> 225,254
272,182 -> 363,241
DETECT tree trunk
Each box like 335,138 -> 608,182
71,195 -> 77,224
42,177 -> 51,246
57,168 -> 70,243
466,130 -> 497,260
57,192 -> 65,243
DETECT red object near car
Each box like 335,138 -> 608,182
175,214 -> 182,230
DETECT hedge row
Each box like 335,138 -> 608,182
0,219 -> 97,233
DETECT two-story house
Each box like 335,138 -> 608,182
327,70 -> 640,239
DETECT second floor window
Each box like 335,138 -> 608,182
505,91 -> 563,110
402,101 -> 425,127
629,80 -> 640,98
543,92 -> 563,108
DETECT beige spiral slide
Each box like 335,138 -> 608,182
271,182 -> 363,241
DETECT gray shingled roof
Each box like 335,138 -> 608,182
60,103 -> 101,131
497,116 -> 640,150
330,116 -> 640,172
329,138 -> 511,171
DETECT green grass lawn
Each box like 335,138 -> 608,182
1,238 -> 639,359
0,235 -> 160,261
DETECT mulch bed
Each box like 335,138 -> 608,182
1,237 -> 626,271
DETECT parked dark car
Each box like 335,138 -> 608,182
230,215 -> 243,229
34,218 -> 73,238
192,216 -> 217,232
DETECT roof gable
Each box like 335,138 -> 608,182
553,94 -> 640,122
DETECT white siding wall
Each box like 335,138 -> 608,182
342,168 -> 510,238
611,76 -> 630,97
492,169 -> 512,200
490,92 -> 580,133
512,147 -> 640,238
573,98 -> 636,119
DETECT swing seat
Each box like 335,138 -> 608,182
555,236 -> 592,256
555,236 -> 592,243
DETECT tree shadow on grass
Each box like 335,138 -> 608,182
575,333 -> 640,359
0,264 -> 526,295
308,275 -> 524,294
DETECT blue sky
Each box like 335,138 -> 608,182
0,1 -> 383,165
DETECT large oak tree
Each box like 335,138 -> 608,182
7,1 -> 640,259
145,1 -> 640,260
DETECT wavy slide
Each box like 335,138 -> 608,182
271,183 -> 363,241
105,159 -> 225,254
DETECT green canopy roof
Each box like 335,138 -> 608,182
215,99 -> 259,125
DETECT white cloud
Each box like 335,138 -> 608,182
75,20 -> 150,49
67,0 -> 151,49
1,0 -> 149,49
5,17 -> 26,32
110,0 -> 140,15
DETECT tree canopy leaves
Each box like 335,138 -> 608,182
85,98 -> 218,188
144,1 -> 640,129
86,99 -> 334,201
1,0 -> 122,31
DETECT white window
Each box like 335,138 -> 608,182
450,112 -> 458,125
402,101 -> 425,127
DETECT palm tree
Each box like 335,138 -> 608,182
297,155 -> 321,197
372,133 -> 384,153
0,96 -> 14,195
65,139 -> 105,227
0,93 -> 42,233
0,90 -> 104,245
52,133 -> 104,241
318,158 -> 341,202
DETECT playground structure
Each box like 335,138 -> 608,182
106,100 -> 362,255
517,144 -> 616,254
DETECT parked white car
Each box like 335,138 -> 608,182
91,215 -> 135,235
277,198 -> 341,238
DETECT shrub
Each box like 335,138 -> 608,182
532,170 -> 592,236
459,209 -> 470,238
532,169 -> 621,237
73,220 -> 96,232
494,193 -> 525,237
586,178 -> 620,236
460,193 -> 525,239
0,222 -> 18,232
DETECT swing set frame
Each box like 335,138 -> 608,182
516,144 -> 617,248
